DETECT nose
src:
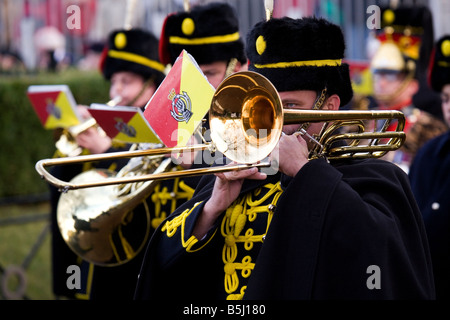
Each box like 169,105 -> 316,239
110,82 -> 123,98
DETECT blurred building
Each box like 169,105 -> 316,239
0,0 -> 449,72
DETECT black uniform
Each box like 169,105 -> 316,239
408,34 -> 450,300
135,157 -> 435,300
78,170 -> 203,299
409,132 -> 450,300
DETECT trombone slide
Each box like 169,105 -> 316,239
36,143 -> 271,191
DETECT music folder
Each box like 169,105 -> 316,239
88,103 -> 161,144
27,84 -> 82,129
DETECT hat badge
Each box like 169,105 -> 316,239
181,17 -> 195,36
383,9 -> 395,25
114,32 -> 127,49
256,35 -> 266,55
441,40 -> 450,57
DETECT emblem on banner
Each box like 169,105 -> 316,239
114,117 -> 137,137
46,98 -> 62,119
168,89 -> 193,123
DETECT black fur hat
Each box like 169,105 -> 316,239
100,28 -> 166,86
429,35 -> 450,92
159,2 -> 247,66
246,16 -> 353,106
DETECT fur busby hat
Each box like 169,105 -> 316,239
246,16 -> 353,106
429,35 -> 450,92
100,28 -> 166,86
159,2 -> 247,66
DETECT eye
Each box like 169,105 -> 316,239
203,70 -> 219,77
283,102 -> 301,109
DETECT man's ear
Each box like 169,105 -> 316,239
323,94 -> 341,111
234,61 -> 247,72
407,78 -> 419,96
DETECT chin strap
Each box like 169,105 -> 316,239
292,87 -> 328,157
224,58 -> 238,79
128,77 -> 154,107
294,87 -> 328,134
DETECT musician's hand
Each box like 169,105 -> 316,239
193,165 -> 266,239
271,133 -> 309,177
76,105 -> 92,121
76,127 -> 112,154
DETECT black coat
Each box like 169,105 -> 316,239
409,131 -> 450,300
135,157 -> 435,300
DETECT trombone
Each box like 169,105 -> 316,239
36,70 -> 406,266
36,71 -> 406,191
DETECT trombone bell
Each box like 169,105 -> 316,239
210,71 -> 283,164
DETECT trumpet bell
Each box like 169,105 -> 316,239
210,71 -> 283,164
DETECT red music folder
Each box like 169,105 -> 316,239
88,104 -> 161,144
27,85 -> 82,129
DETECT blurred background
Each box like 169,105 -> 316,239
1,0 -> 449,300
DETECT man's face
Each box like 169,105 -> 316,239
372,71 -> 415,108
279,90 -> 329,149
441,84 -> 450,127
199,61 -> 229,89
109,71 -> 155,107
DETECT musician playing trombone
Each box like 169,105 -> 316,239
139,0 -> 248,233
51,1 -> 248,300
134,15 -> 435,300
49,28 -> 166,300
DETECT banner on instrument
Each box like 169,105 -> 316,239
144,50 -> 215,148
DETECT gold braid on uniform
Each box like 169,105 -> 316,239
150,167 -> 195,229
222,182 -> 283,300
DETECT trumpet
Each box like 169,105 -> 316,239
55,96 -> 122,157
36,71 -> 406,266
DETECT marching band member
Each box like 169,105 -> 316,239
49,28 -> 165,299
409,35 -> 450,300
57,1 -> 248,300
369,6 -> 447,172
140,0 -> 249,251
135,15 -> 435,300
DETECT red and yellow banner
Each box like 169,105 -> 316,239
144,50 -> 215,147
88,104 -> 161,144
27,85 -> 81,129
346,60 -> 374,96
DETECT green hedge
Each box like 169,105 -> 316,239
0,69 -> 110,198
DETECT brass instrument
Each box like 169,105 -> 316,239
56,148 -> 172,266
55,96 -> 122,157
36,71 -> 406,266
37,71 -> 406,188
